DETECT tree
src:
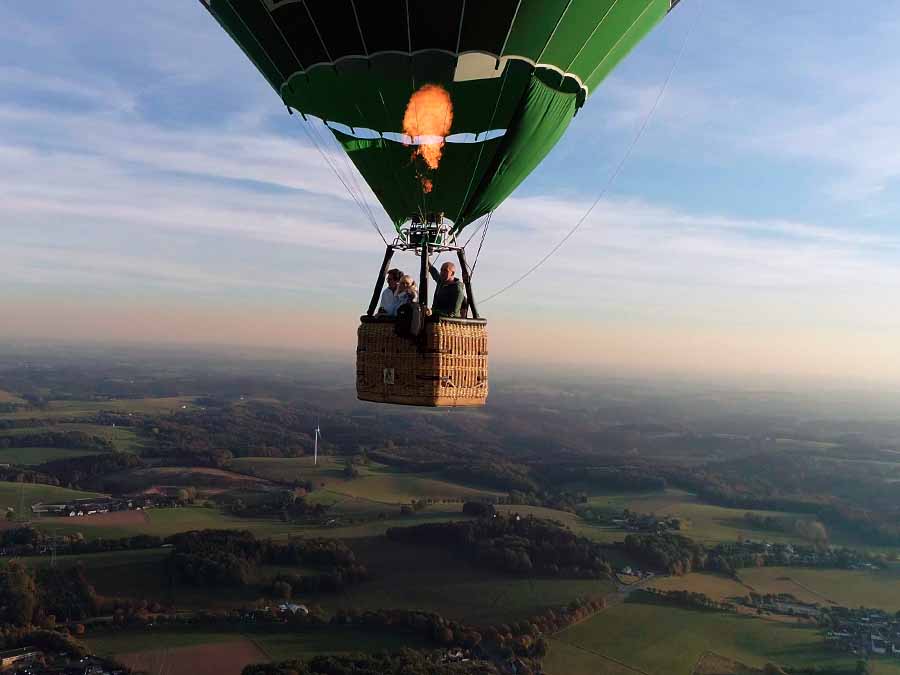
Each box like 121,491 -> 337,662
0,562 -> 37,626
342,458 -> 359,480
272,581 -> 292,600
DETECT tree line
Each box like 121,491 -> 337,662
387,514 -> 612,578
166,529 -> 365,590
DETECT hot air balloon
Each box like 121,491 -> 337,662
199,0 -> 680,406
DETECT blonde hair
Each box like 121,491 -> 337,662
399,275 -> 418,298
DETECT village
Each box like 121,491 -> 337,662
710,539 -> 884,571
29,494 -> 178,520
0,646 -> 123,674
824,607 -> 900,658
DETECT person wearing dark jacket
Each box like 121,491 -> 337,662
429,262 -> 465,318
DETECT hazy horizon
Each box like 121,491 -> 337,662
5,3 -> 900,385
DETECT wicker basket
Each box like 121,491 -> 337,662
356,316 -> 488,407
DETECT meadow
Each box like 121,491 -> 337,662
739,565 -> 900,612
646,573 -> 751,604
232,456 -> 502,505
28,532 -> 615,626
0,447 -> 107,465
0,480 -> 103,514
0,423 -> 143,452
0,396 -> 197,421
587,489 -> 809,546
546,599 -> 860,675
318,537 -> 616,625
87,625 -> 430,675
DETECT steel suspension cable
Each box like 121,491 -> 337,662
480,0 -> 702,304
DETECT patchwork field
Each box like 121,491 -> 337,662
739,565 -> 900,612
546,600 -> 858,675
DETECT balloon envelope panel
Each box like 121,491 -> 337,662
203,0 -> 675,230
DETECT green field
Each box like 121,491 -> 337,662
87,629 -> 239,657
0,423 -> 143,452
739,565 -> 900,612
28,502 -> 468,542
87,625 -> 428,662
586,490 -> 811,546
232,457 -> 501,505
0,480 -> 103,513
0,396 -> 196,421
570,488 -> 899,555
647,573 -> 751,604
319,537 -> 616,625
546,600 -> 859,675
252,628 -> 429,661
0,447 -> 107,465
22,547 -> 169,572
38,533 -> 616,626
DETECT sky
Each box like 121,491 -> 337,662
3,2 -> 900,385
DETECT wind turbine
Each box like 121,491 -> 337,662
313,419 -> 321,466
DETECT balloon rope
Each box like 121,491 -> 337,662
480,0 -> 702,304
292,113 -> 389,246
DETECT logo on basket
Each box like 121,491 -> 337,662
383,368 -> 395,385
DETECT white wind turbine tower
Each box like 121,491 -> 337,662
313,419 -> 321,466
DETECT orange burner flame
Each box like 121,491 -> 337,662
403,84 -> 453,171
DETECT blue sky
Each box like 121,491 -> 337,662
3,2 -> 900,383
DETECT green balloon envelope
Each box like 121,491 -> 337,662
202,0 -> 677,232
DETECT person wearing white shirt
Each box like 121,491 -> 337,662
378,268 -> 404,316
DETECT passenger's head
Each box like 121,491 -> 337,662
440,262 -> 456,282
399,275 -> 417,295
386,268 -> 403,290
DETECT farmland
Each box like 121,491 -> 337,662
646,573 -> 751,604
0,396 -> 197,421
114,640 -> 266,675
0,446 -> 107,465
2,357 -> 900,675
319,537 -> 616,625
739,565 -> 900,612
88,626 -> 431,675
0,423 -> 143,452
0,480 -> 103,513
545,599 -> 860,675
586,489 -> 809,546
232,456 -> 502,504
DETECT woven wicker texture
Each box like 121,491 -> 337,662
357,319 -> 488,407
